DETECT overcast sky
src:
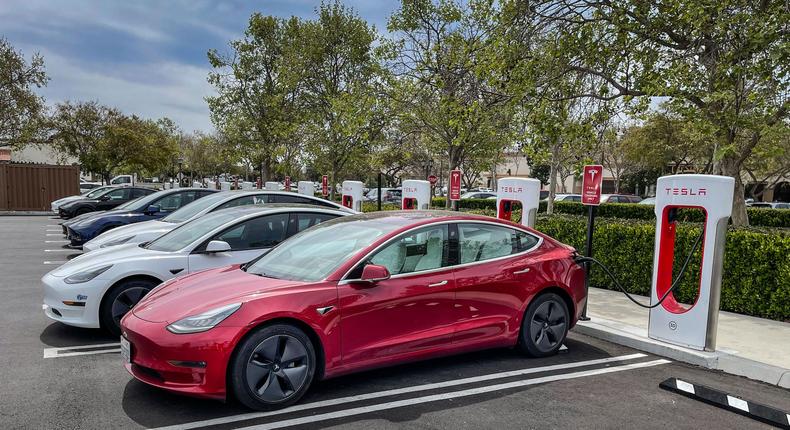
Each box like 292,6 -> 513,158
0,1 -> 396,133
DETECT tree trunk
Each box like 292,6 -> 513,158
721,155 -> 748,227
329,168 -> 336,201
546,142 -> 560,215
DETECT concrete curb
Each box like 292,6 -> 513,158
0,211 -> 56,216
574,316 -> 790,389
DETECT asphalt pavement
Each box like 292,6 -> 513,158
1,216 -> 788,429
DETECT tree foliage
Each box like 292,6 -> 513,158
48,101 -> 178,182
532,0 -> 790,225
0,37 -> 48,148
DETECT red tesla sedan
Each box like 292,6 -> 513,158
121,211 -> 586,410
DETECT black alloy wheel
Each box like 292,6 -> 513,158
519,292 -> 569,357
100,279 -> 156,337
230,324 -> 316,410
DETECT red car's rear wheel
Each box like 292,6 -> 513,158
519,293 -> 569,357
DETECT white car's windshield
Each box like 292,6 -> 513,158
163,192 -> 228,223
245,218 -> 400,282
84,187 -> 111,198
146,211 -> 239,252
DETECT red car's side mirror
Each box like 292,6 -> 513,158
360,264 -> 391,283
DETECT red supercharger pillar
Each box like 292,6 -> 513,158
402,180 -> 430,210
341,180 -> 364,212
648,174 -> 734,351
496,177 -> 541,228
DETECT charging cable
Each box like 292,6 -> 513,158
574,226 -> 705,309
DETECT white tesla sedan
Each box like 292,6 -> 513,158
42,205 -> 349,335
82,190 -> 353,252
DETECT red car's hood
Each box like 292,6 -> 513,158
132,265 -> 304,323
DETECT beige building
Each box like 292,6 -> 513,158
0,144 -> 76,165
480,151 -> 622,194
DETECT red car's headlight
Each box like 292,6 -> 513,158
166,303 -> 242,334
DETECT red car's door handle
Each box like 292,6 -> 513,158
513,268 -> 531,274
427,280 -> 448,288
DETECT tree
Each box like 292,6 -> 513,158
207,13 -> 307,182
49,101 -> 177,182
522,87 -> 601,213
301,1 -> 387,199
0,37 -> 48,148
387,0 -> 517,207
534,0 -> 789,225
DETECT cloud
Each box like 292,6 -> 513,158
38,48 -> 215,133
0,0 -> 398,134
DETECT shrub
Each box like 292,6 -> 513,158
356,202 -> 789,320
535,214 -> 790,321
427,198 -> 790,228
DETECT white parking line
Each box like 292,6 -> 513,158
236,360 -> 671,430
44,249 -> 76,253
46,233 -> 64,236
43,261 -> 67,265
45,229 -> 61,232
152,353 -> 649,430
46,225 -> 61,227
43,342 -> 120,358
45,240 -> 69,243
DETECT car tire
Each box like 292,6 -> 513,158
518,292 -> 569,357
100,279 -> 157,337
229,324 -> 316,411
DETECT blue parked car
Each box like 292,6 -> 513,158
64,188 -> 217,247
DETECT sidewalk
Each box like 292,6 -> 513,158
574,287 -> 790,388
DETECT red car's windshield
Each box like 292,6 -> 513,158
245,218 -> 400,282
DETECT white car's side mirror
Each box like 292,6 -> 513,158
205,240 -> 231,253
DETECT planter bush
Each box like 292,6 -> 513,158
535,214 -> 790,321
428,198 -> 790,228
357,201 -> 789,320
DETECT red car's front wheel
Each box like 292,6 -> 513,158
229,324 -> 317,410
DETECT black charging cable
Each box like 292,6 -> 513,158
574,225 -> 705,309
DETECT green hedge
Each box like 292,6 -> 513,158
535,215 -> 790,321
428,198 -> 790,228
357,202 -> 789,320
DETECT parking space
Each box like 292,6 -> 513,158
1,216 -> 788,429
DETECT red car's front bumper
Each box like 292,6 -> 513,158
121,312 -> 243,400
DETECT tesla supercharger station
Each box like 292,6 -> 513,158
648,174 -> 734,351
220,181 -> 231,191
402,180 -> 430,210
341,180 -> 364,212
297,181 -> 315,196
496,177 -> 541,228
265,181 -> 279,191
241,181 -> 254,190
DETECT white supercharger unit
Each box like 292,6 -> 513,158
341,180 -> 364,212
496,177 -> 541,228
648,174 -> 734,351
297,181 -> 315,196
220,181 -> 231,191
402,180 -> 431,210
241,181 -> 254,190
192,180 -> 203,188
265,181 -> 279,191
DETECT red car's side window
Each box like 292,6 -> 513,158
368,225 -> 450,276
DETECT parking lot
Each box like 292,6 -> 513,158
1,215 -> 788,429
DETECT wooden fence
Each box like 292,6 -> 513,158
0,164 -> 80,211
